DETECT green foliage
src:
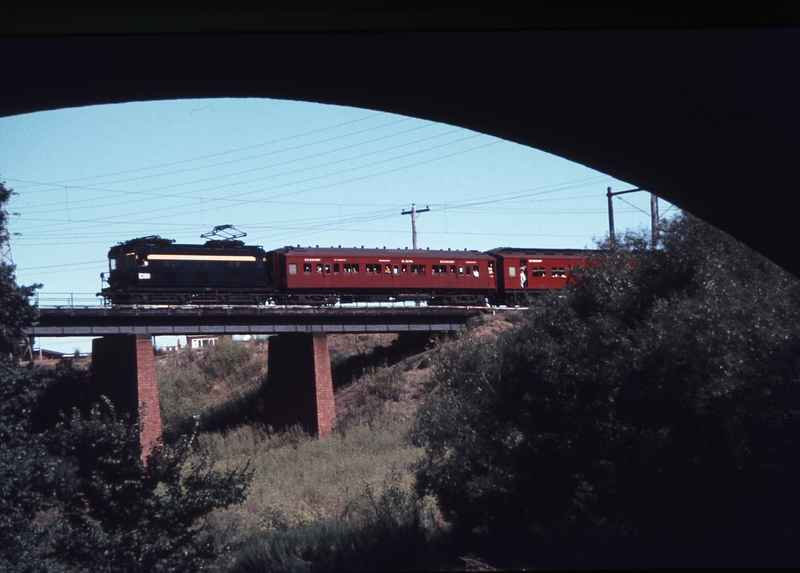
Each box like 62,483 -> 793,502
0,183 -> 252,572
45,404 -> 252,573
0,181 -> 40,359
411,214 -> 800,568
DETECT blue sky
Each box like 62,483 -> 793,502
0,98 -> 673,352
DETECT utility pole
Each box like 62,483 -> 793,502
401,204 -> 430,250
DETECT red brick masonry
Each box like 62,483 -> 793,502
91,334 -> 163,461
266,332 -> 336,436
312,332 -> 335,437
135,334 -> 163,458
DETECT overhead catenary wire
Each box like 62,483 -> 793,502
9,111 -> 394,191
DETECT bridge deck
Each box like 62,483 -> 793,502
25,306 -> 489,336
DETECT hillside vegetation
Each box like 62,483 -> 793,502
4,193 -> 800,571
165,213 -> 800,571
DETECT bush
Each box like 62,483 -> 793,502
411,214 -> 800,569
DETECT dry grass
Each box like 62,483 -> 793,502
156,339 -> 268,434
195,415 -> 425,542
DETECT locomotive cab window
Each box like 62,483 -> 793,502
109,259 -> 117,270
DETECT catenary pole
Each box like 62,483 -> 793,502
651,193 -> 659,247
607,187 -> 616,247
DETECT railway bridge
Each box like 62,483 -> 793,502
25,306 -> 485,458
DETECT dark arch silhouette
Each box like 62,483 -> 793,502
2,22 -> 798,275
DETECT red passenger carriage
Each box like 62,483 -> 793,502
487,248 -> 592,305
271,246 -> 497,305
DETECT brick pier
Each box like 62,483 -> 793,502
265,332 -> 336,437
91,334 -> 163,461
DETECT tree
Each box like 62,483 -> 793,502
45,405 -> 251,573
0,180 -> 252,572
0,181 -> 39,357
411,214 -> 800,569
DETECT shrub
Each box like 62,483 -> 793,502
411,214 -> 800,569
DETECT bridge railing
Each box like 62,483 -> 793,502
34,292 -> 105,309
32,292 -> 446,310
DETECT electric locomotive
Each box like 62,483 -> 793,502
100,236 -> 269,305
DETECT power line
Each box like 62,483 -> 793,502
9,111 -> 392,190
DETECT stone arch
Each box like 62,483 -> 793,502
2,25 -> 798,275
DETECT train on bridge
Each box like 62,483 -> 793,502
99,235 -> 593,306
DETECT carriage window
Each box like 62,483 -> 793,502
366,264 -> 374,274
325,264 -> 331,274
508,266 -> 516,277
393,265 -> 399,275
334,263 -> 340,274
385,264 -> 391,274
402,264 -> 407,274
532,267 -> 546,277
352,264 -> 360,274
466,266 -> 471,276
450,265 -> 456,275
420,265 -> 426,275
289,263 -> 298,275
411,265 -> 418,275
304,263 -> 312,274
552,267 -> 566,277
488,262 -> 494,276
316,264 -> 323,274
458,266 -> 464,275
473,266 -> 480,277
